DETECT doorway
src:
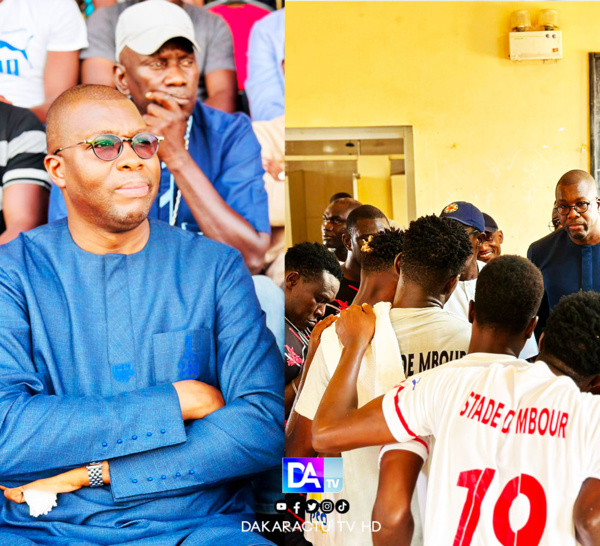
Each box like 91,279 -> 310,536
285,126 -> 415,247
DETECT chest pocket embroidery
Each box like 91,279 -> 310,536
152,329 -> 212,383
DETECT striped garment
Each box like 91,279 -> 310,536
0,102 -> 50,232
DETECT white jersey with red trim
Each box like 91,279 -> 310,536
381,353 -> 600,546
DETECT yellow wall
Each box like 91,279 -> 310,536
356,156 -> 393,218
286,1 -> 600,255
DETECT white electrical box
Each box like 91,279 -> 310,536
509,30 -> 562,61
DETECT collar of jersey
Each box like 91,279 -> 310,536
465,352 -> 520,364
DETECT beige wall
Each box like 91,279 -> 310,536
286,1 -> 600,255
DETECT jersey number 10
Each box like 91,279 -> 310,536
454,468 -> 546,546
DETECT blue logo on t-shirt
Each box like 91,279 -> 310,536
0,35 -> 33,76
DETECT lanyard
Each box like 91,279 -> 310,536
169,116 -> 193,227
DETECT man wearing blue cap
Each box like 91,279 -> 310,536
439,201 -> 487,319
441,202 -> 538,360
478,212 -> 504,263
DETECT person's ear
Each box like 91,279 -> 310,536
393,253 -> 402,275
114,63 -> 130,95
524,316 -> 538,339
538,332 -> 545,353
444,274 -> 460,302
285,271 -> 300,290
586,375 -> 600,394
468,300 -> 475,324
342,233 -> 351,251
44,155 -> 66,189
498,230 -> 504,244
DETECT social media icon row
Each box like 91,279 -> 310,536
283,457 -> 344,493
274,498 -> 350,514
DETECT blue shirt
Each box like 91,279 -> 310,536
48,101 -> 271,235
0,219 -> 282,544
245,8 -> 285,122
528,227 -> 600,310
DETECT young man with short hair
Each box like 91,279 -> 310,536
284,242 -> 342,417
287,216 -> 473,546
312,256 -> 600,546
321,197 -> 362,263
324,205 -> 389,317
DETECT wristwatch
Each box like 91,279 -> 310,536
86,462 -> 104,487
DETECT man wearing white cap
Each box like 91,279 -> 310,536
80,0 -> 236,113
49,0 -> 271,276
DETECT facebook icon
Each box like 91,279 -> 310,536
282,457 -> 344,493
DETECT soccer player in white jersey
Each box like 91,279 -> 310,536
312,256 -> 600,546
287,217 -> 473,546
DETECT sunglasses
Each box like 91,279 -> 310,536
54,133 -> 164,161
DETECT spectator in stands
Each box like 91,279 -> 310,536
0,0 -> 88,122
321,196 -> 362,263
325,204 -> 389,316
80,0 -> 237,113
0,84 -> 281,545
245,7 -> 284,121
477,212 -> 503,263
0,103 -> 50,243
50,1 -> 270,275
205,0 -> 272,105
253,107 -> 284,286
285,242 -> 342,417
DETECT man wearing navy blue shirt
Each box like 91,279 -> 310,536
528,169 -> 600,329
48,0 -> 270,275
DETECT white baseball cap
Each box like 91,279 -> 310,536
115,0 -> 200,60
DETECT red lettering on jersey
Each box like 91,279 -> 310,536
516,408 -> 528,434
459,392 -> 475,416
490,403 -> 505,428
471,396 -> 486,421
501,410 -> 515,433
493,474 -> 547,545
481,399 -> 496,425
461,396 -> 568,439
549,410 -> 560,436
538,408 -> 549,435
558,412 -> 569,438
468,394 -> 481,418
528,408 -> 538,434
454,468 -> 496,546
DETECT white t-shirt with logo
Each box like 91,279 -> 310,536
390,306 -> 472,377
382,353 -> 600,546
0,0 -> 88,108
294,304 -> 471,546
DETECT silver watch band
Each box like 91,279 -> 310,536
87,462 -> 103,488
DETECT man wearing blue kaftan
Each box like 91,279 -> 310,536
0,218 -> 283,545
